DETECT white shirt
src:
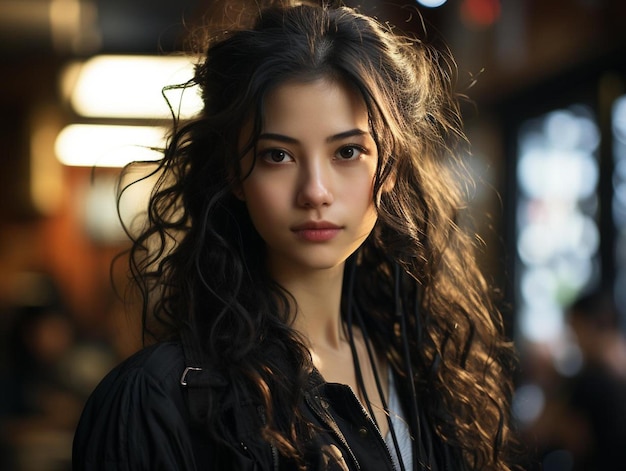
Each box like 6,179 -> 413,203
385,371 -> 413,471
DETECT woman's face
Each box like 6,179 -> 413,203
238,78 -> 379,277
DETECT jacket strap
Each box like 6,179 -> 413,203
179,327 -> 226,426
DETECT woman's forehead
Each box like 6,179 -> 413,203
260,78 -> 369,132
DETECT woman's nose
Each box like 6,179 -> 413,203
296,160 -> 333,208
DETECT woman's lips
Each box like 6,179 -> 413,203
291,221 -> 342,242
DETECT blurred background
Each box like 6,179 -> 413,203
0,0 -> 625,469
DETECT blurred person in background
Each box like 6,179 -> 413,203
0,274 -> 79,470
516,289 -> 626,471
565,290 -> 626,470
0,272 -> 116,471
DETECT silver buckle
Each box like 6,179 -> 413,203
180,366 -> 203,386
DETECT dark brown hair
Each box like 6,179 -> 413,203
122,2 -> 517,469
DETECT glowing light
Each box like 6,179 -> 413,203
512,384 -> 545,425
613,95 -> 626,320
30,106 -> 64,215
519,301 -> 563,343
64,55 -> 203,119
55,124 -> 167,167
416,0 -> 447,8
461,0 -> 501,27
613,95 -> 626,143
518,148 -> 598,200
516,105 -> 601,345
49,0 -> 100,54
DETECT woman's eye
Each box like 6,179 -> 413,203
336,145 -> 365,160
260,149 -> 293,163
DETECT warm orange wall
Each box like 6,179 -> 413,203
0,165 -> 142,359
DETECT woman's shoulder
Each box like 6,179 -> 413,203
109,341 -> 186,385
73,341 -> 199,469
79,340 -> 189,420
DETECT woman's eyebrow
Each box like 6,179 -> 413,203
257,129 -> 369,144
326,129 -> 369,143
257,133 -> 298,144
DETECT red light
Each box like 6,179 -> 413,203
461,0 -> 501,27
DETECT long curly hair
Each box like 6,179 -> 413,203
120,1 -> 517,469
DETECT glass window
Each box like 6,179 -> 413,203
612,95 -> 626,327
516,105 -> 600,343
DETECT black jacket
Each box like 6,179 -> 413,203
72,342 -> 400,470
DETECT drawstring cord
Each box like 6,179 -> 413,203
345,258 -> 377,425
395,264 -> 434,471
345,257 -> 444,471
345,258 -> 407,471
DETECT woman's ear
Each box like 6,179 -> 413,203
381,172 -> 396,194
376,162 -> 396,207
381,161 -> 397,194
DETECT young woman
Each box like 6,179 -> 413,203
73,1 -> 517,470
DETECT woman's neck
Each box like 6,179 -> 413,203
271,263 -> 346,350
270,261 -> 390,435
